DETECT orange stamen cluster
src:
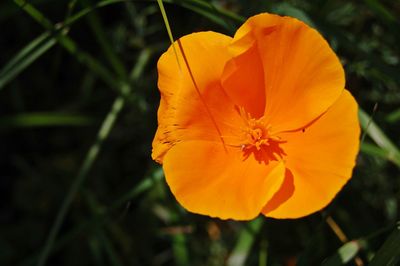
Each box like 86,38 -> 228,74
238,107 -> 284,152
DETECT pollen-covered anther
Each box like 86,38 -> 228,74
242,125 -> 278,150
238,107 -> 283,152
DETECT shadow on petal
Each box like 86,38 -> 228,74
262,168 -> 294,215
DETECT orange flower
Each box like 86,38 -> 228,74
152,13 -> 360,220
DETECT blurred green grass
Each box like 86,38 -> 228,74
1,0 -> 399,265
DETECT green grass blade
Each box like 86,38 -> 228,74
258,239 -> 268,266
85,191 -> 123,266
386,108 -> 400,124
166,0 -> 244,25
369,223 -> 400,266
60,34 -> 121,90
82,0 -> 128,80
13,0 -> 121,91
8,0 -> 160,92
110,168 -> 164,208
2,0 -> 129,90
18,168 -> 163,266
12,0 -> 129,33
156,0 -> 228,147
156,0 -> 181,70
321,240 -> 365,266
168,0 -> 235,32
35,43 -> 152,266
359,108 -> 400,167
360,103 -> 378,144
63,0 -> 128,27
0,113 -> 93,128
227,218 -> 264,266
98,231 -> 123,266
1,32 -> 49,76
0,33 -> 56,90
172,233 -> 189,266
363,0 -> 397,24
360,143 -> 400,167
130,48 -> 152,81
87,234 -> 103,266
163,0 -> 243,31
37,95 -> 126,266
13,0 -> 53,29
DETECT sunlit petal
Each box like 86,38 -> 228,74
152,32 -> 242,163
230,13 -> 345,131
164,140 -> 286,220
263,90 -> 360,218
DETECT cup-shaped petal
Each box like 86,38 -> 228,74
227,13 -> 345,132
262,90 -> 360,218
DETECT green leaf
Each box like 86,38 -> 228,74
369,223 -> 400,266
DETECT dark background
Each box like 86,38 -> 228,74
1,0 -> 399,265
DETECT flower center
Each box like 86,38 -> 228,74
237,107 -> 286,163
242,119 -> 270,150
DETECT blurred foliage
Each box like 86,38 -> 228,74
1,0 -> 399,265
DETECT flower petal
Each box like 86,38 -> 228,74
152,32 -> 242,163
221,40 -> 266,118
262,168 -> 295,214
262,90 -> 360,218
163,140 -> 286,220
229,13 -> 345,131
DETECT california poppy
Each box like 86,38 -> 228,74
152,13 -> 360,220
